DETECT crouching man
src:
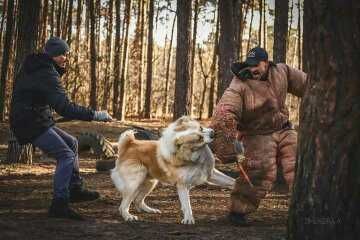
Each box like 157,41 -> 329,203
10,37 -> 112,220
210,47 -> 307,225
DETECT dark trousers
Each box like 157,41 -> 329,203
33,127 -> 82,200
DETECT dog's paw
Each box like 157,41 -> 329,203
122,213 -> 139,222
136,204 -> 161,214
181,216 -> 195,224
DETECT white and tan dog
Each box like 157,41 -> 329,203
111,116 -> 235,224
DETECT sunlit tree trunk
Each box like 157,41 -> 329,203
189,0 -> 199,117
0,0 -> 14,122
144,0 -> 153,119
101,0 -> 114,110
117,0 -> 131,120
89,0 -> 97,109
163,13 -> 176,117
173,0 -> 191,120
208,7 -> 219,117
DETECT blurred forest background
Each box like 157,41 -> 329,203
0,0 -> 302,122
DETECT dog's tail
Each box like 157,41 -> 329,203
117,129 -> 136,158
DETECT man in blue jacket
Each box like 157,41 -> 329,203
10,37 -> 112,220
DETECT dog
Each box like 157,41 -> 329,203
111,116 -> 235,224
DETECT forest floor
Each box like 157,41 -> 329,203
0,120 -> 289,240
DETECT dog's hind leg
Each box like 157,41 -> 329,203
207,168 -> 235,189
117,164 -> 147,222
134,179 -> 160,213
177,184 -> 195,224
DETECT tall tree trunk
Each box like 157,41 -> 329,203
162,13 -> 176,117
197,46 -> 208,120
112,0 -> 122,116
288,0 -> 294,50
273,0 -> 288,63
246,0 -> 254,54
72,0 -> 82,101
137,0 -> 145,116
262,0 -> 266,49
144,0 -> 154,119
239,1 -> 249,60
258,0 -> 263,46
232,0 -> 241,60
7,0 -> 41,165
61,0 -> 68,39
297,0 -> 301,69
101,0 -> 114,110
208,7 -> 219,118
40,0 -> 49,46
50,0 -> 55,36
189,0 -> 199,117
89,0 -> 97,109
0,0 -> 7,50
288,1 -> 360,239
66,0 -> 73,46
217,0 -> 235,101
117,0 -> 131,120
0,0 -> 14,122
173,0 -> 191,120
56,0 -> 62,36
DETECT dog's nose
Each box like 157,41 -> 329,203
209,129 -> 215,139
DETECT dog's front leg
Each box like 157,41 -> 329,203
176,184 -> 194,224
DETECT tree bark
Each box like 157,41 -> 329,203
189,0 -> 199,117
89,0 -> 97,109
112,0 -> 121,116
297,0 -> 301,69
246,0 -> 254,54
72,0 -> 83,101
173,0 -> 191,120
273,0 -> 288,63
262,0 -> 266,49
162,13 -> 176,117
208,7 -> 219,118
197,46 -> 208,120
56,0 -> 62,37
6,0 -> 41,164
217,0 -> 235,101
144,0 -> 154,119
287,1 -> 360,239
40,0 -> 49,46
117,0 -> 131,120
101,0 -> 114,110
0,0 -> 7,50
258,0 -> 262,46
0,0 -> 14,122
50,0 -> 55,36
137,0 -> 145,116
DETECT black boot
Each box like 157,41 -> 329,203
69,184 -> 100,203
48,198 -> 83,220
228,212 -> 250,226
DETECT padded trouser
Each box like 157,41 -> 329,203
230,129 -> 297,215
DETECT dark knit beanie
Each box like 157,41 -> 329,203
44,37 -> 70,57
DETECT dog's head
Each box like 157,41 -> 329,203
159,116 -> 215,164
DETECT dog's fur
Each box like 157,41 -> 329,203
111,116 -> 235,224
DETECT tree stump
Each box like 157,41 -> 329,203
5,131 -> 32,164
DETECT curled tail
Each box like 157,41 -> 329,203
117,130 -> 136,158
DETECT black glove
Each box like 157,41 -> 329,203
231,62 -> 253,80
